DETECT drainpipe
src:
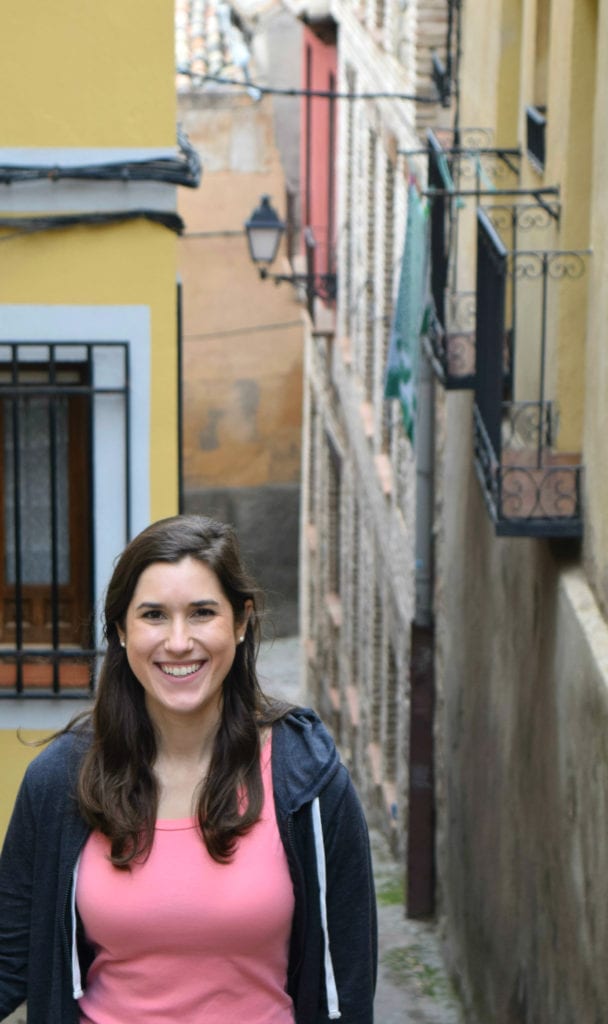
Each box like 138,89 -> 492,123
407,344 -> 436,918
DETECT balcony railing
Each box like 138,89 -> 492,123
473,404 -> 583,537
473,206 -> 587,537
423,128 -> 524,390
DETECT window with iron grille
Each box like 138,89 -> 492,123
0,342 -> 130,696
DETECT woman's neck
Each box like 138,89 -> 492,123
150,711 -> 221,819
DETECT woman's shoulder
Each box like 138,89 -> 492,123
271,706 -> 346,811
22,724 -> 90,792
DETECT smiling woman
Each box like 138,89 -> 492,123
0,514 -> 377,1024
118,559 -> 248,729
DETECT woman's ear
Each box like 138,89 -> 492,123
237,599 -> 254,641
116,624 -> 126,647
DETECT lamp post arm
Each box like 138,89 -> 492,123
258,266 -> 337,302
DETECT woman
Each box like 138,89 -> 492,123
0,515 -> 377,1024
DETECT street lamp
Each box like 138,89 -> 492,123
244,195 -> 337,310
244,194 -> 286,266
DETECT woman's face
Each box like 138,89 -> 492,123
117,556 -> 250,731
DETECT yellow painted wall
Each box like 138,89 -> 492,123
460,0 -> 503,129
438,2 -> 608,1018
0,0 -> 181,843
463,0 -> 593,456
0,221 -> 179,515
496,0 -> 524,146
584,0 -> 608,612
0,0 -> 175,146
0,223 -> 179,837
0,731 -> 56,840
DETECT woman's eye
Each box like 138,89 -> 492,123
142,609 -> 165,621
192,607 -> 213,619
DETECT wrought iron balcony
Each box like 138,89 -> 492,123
526,105 -> 547,171
473,403 -> 583,537
423,128 -> 524,390
473,206 -> 587,538
423,291 -> 476,390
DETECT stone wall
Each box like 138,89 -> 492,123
300,0 -> 448,858
435,391 -> 608,1023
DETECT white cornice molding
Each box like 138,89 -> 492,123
0,146 -> 178,167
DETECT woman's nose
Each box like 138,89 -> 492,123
164,618 -> 193,653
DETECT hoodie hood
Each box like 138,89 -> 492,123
271,707 -> 341,819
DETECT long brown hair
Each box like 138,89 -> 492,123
76,514 -> 288,867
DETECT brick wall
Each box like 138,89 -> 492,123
300,0 -> 447,855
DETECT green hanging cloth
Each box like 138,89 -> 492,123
384,181 -> 430,443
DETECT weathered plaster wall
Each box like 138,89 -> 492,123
178,84 -> 303,635
435,392 -> 608,1023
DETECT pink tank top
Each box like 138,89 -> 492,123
77,736 -> 295,1024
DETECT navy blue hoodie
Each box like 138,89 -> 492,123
0,708 -> 377,1023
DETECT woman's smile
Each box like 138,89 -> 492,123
157,661 -> 206,679
118,557 -> 249,730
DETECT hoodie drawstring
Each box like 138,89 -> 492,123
71,854 -> 84,999
312,796 -> 342,1020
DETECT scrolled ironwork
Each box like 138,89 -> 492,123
483,204 -> 512,237
500,464 -> 580,521
511,249 -> 588,281
515,203 -> 559,231
459,127 -> 494,149
456,151 -> 519,185
484,203 -> 558,242
545,252 -> 587,280
501,401 -> 553,450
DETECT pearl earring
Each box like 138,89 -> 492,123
238,636 -> 244,643
120,640 -> 126,648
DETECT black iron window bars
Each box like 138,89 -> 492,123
0,342 -> 130,696
473,206 -> 588,537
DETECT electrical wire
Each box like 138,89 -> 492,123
184,319 -> 302,341
0,129 -> 201,188
0,209 -> 185,240
183,71 -> 440,104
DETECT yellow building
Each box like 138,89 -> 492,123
430,0 -> 608,1020
0,0 -> 198,838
